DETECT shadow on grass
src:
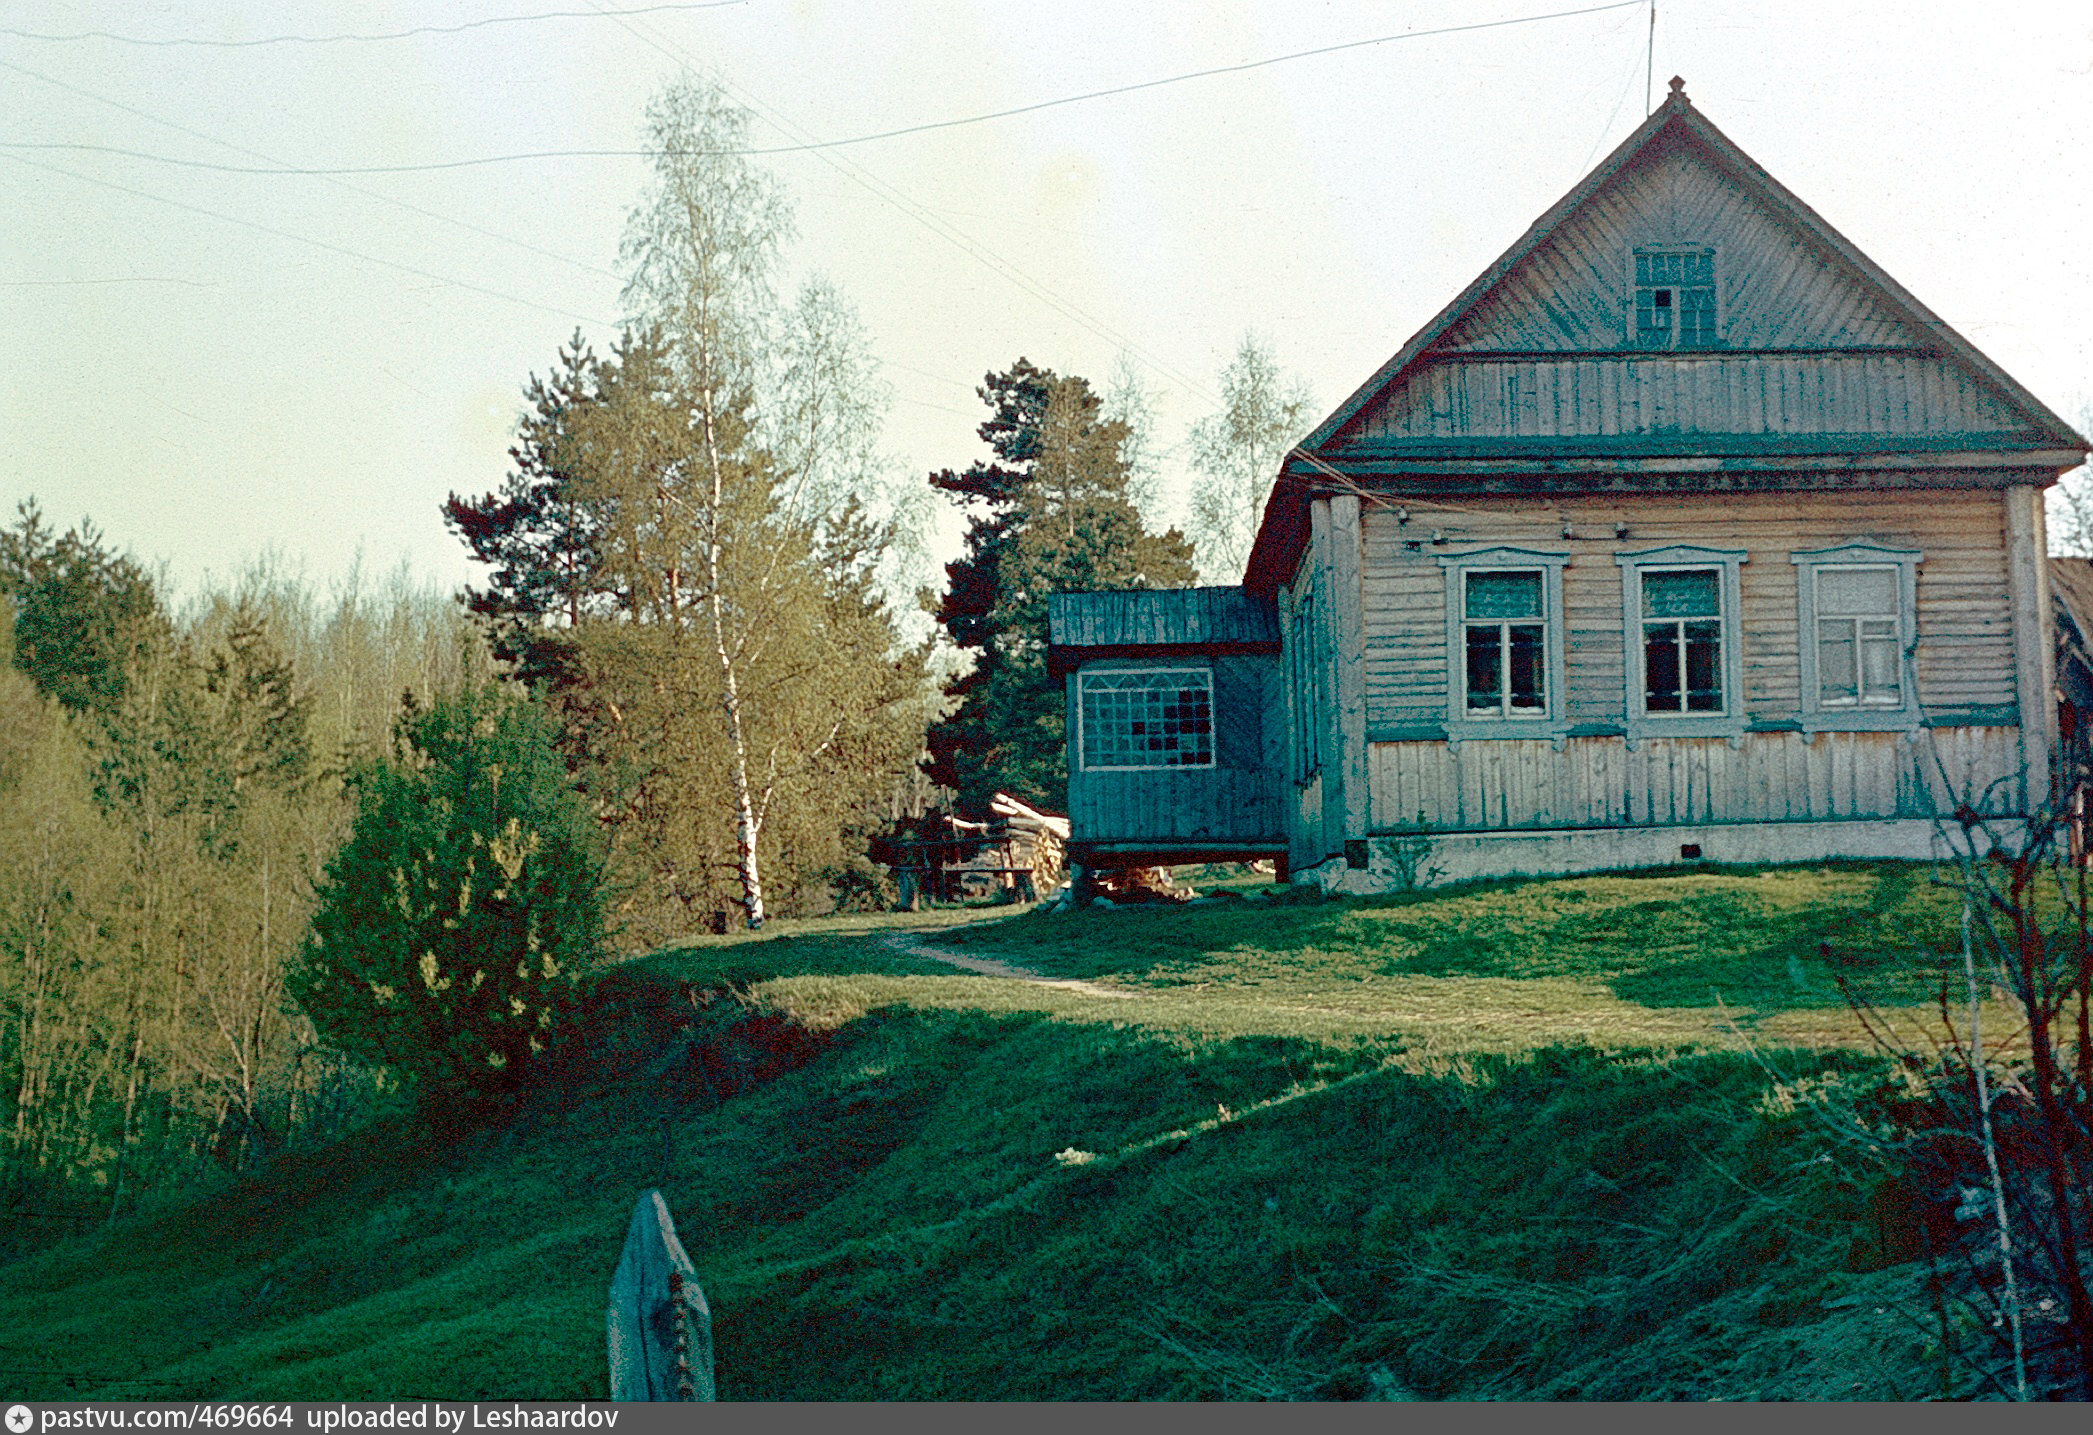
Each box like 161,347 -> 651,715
0,890 -> 1961,1401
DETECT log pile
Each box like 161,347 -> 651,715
878,792 -> 1069,906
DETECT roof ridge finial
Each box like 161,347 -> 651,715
1667,75 -> 1688,103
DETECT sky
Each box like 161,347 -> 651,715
3,0 -> 2090,607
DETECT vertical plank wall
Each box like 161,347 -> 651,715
1063,654 -> 1284,845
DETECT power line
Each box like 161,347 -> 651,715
0,2 -> 747,49
0,151 -> 615,328
1,276 -> 219,287
0,1 -> 1644,177
0,57 -> 621,283
581,0 -> 1220,404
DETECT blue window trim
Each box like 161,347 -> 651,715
1615,544 -> 1749,742
1438,547 -> 1571,743
1790,543 -> 1923,733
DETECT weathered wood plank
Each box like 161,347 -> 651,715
607,1190 -> 716,1403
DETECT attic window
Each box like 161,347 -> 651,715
1634,247 -> 1717,349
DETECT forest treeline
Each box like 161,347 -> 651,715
0,511 -> 489,1225
0,74 -> 1315,1224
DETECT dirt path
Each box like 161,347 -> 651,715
881,931 -> 1138,1000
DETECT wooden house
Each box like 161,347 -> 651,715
1055,79 -> 2089,891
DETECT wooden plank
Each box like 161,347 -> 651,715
607,1190 -> 716,1402
2004,486 -> 2054,807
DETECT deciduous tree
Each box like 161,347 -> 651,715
1186,334 -> 1315,582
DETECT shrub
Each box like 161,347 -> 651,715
291,686 -> 605,1107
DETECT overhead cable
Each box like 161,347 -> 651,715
0,1 -> 1644,176
0,2 -> 746,48
0,151 -> 616,328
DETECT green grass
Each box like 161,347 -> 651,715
0,863 -> 1989,1400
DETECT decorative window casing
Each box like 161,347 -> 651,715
1633,246 -> 1719,350
1077,667 -> 1215,770
1791,543 -> 1922,731
1615,546 -> 1748,741
1439,548 -> 1570,740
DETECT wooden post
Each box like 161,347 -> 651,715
1327,493 -> 1370,850
607,1189 -> 716,1401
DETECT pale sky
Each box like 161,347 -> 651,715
4,1 -> 2089,604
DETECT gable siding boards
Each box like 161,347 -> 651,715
1324,133 -> 2052,456
1437,141 -> 1917,355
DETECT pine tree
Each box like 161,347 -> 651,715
927,363 -> 1195,812
441,331 -> 609,691
0,501 -> 166,722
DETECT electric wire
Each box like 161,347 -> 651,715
579,0 -> 1223,405
0,1 -> 1644,176
0,56 -> 621,283
0,150 -> 616,328
0,2 -> 747,48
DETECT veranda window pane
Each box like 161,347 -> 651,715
1079,670 -> 1213,769
1642,569 -> 1719,619
1818,567 -> 1896,617
1465,571 -> 1542,621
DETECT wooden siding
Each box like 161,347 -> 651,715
1440,140 -> 1916,354
1064,653 -> 1284,847
1350,352 -> 2026,442
1369,727 -> 2023,833
1071,767 -> 1283,844
1360,490 -> 2015,734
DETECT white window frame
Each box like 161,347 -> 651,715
1075,665 -> 1217,772
1791,543 -> 1922,732
1439,548 -> 1570,741
1616,546 -> 1748,742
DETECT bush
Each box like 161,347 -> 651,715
290,687 -> 605,1107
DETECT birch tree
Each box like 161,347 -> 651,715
1186,334 -> 1316,582
572,74 -> 927,934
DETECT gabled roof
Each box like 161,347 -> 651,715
1303,78 -> 2085,456
1243,78 -> 2090,594
1046,586 -> 1278,675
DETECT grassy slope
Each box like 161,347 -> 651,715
0,865 -> 1987,1400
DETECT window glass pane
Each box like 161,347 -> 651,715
1679,287 -> 1717,346
1817,566 -> 1896,617
1819,619 -> 1858,703
1465,627 -> 1502,710
1080,670 -> 1213,769
1683,621 -> 1722,710
1861,627 -> 1901,701
1644,622 -> 1682,711
1508,624 -> 1546,709
1642,569 -> 1719,618
1464,570 -> 1542,621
